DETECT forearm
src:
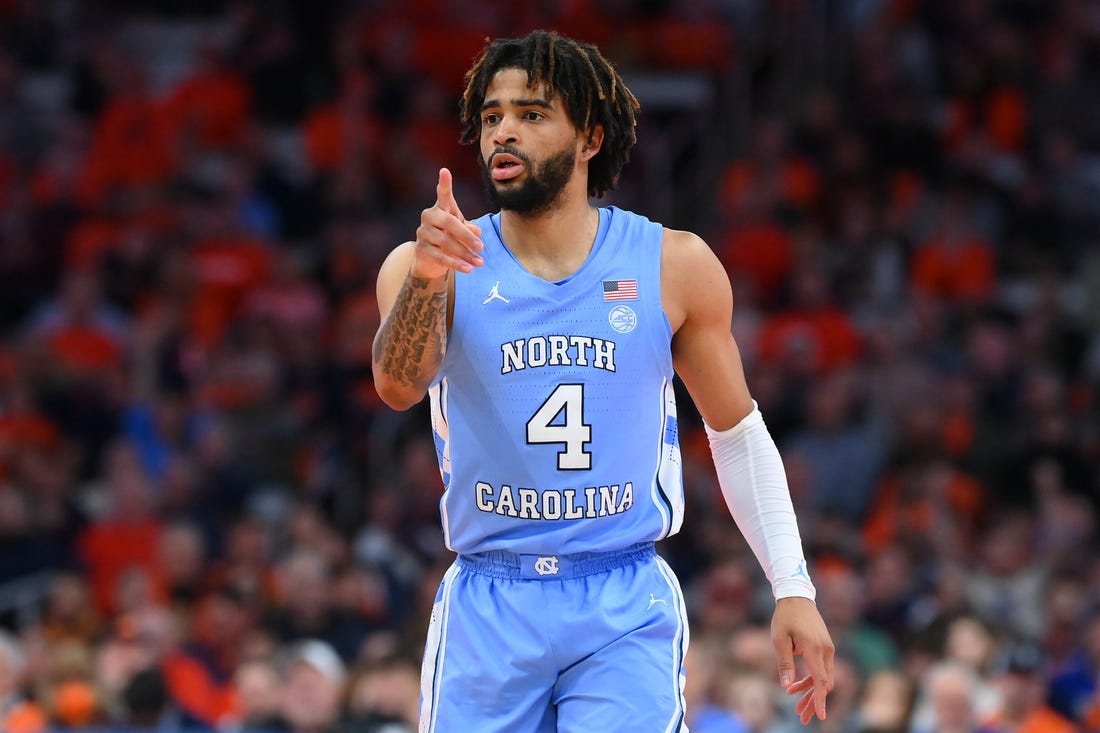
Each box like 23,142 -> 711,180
372,273 -> 449,409
706,402 -> 816,601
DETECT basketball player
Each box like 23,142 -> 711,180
373,30 -> 834,732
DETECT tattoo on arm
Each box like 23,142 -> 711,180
374,276 -> 448,388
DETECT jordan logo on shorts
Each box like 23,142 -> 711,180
534,556 -> 559,576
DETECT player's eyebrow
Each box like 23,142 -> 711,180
480,97 -> 554,112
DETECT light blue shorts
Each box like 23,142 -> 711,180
418,542 -> 689,732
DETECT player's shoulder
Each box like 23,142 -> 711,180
659,226 -> 731,325
605,207 -> 720,277
660,227 -> 721,274
660,226 -> 709,251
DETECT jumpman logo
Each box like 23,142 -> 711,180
647,594 -> 669,610
483,281 -> 510,304
792,561 -> 809,581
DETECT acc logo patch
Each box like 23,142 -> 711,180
608,305 -> 637,333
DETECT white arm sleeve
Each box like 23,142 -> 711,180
706,402 -> 816,601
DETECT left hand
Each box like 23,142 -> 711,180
771,596 -> 835,724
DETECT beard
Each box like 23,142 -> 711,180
480,145 -> 576,215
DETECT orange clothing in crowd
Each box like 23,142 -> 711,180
64,219 -> 123,270
717,220 -> 794,303
910,235 -> 996,303
78,94 -> 177,206
720,157 -> 821,213
0,411 -> 62,454
162,652 -> 239,727
47,324 -> 123,375
302,103 -> 382,173
187,236 -> 273,346
642,18 -> 733,71
78,519 -> 164,614
983,707 -> 1078,733
862,468 -> 985,552
1,701 -> 48,733
0,409 -> 62,480
757,309 -> 862,374
411,27 -> 497,91
942,84 -> 1028,154
49,680 -> 101,728
165,66 -> 251,150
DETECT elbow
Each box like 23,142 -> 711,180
372,370 -> 426,412
380,391 -> 423,412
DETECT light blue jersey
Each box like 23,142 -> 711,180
420,207 -> 691,732
428,206 -> 685,555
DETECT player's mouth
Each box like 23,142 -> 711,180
490,152 -> 526,181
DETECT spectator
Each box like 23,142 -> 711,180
814,564 -> 899,677
0,2 -> 1095,731
278,639 -> 348,733
0,631 -> 46,733
263,548 -> 371,662
342,656 -> 420,733
983,642 -> 1076,733
684,635 -> 748,733
1048,608 -> 1100,728
122,666 -> 181,730
781,369 -> 886,525
36,573 -> 100,646
77,439 -> 165,615
852,669 -> 914,733
910,660 -> 995,733
725,670 -> 802,733
964,511 -> 1048,640
162,589 -> 252,728
229,656 -> 283,733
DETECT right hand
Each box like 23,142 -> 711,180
412,168 -> 484,279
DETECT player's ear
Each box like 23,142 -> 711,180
581,124 -> 604,160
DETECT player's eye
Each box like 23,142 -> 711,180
483,113 -> 500,126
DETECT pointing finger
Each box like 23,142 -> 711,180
436,168 -> 464,220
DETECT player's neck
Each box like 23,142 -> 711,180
499,196 -> 599,282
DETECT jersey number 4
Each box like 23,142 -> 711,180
526,383 -> 592,470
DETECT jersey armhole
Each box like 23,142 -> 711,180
651,222 -> 675,375
434,272 -> 470,387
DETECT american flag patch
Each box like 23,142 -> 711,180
603,279 -> 638,301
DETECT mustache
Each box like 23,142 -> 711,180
488,146 -> 532,168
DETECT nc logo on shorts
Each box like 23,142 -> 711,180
534,556 -> 560,576
608,305 -> 637,333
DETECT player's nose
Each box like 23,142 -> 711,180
492,114 -> 520,146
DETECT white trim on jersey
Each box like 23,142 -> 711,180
654,555 -> 690,733
648,379 -> 672,538
649,378 -> 685,540
420,563 -> 459,733
660,379 -> 685,535
429,379 -> 453,550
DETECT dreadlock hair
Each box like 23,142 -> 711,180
459,30 -> 640,199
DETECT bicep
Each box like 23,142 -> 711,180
666,232 -> 755,431
375,242 -> 417,322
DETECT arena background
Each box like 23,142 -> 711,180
0,1 -> 1098,731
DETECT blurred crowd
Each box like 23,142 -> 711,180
0,0 -> 1097,731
